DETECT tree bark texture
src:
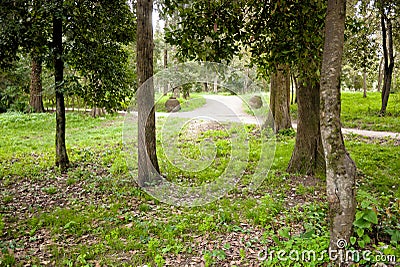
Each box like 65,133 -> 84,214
163,20 -> 168,96
377,57 -> 383,92
29,57 -> 45,113
363,70 -> 367,98
53,1 -> 69,172
379,3 -> 394,115
287,75 -> 325,175
320,0 -> 356,256
269,65 -> 292,133
137,0 -> 160,186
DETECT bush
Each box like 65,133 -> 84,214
0,85 -> 29,112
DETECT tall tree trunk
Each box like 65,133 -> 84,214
203,82 -> 208,92
287,75 -> 325,175
268,65 -> 292,133
29,56 -> 45,113
379,5 -> 394,115
293,74 -> 298,104
320,0 -> 356,259
53,0 -> 69,172
290,72 -> 295,105
213,75 -> 218,94
377,57 -> 383,92
363,70 -> 367,98
137,0 -> 160,187
163,20 -> 168,96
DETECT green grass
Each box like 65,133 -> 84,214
341,91 -> 400,132
291,91 -> 400,132
0,112 -> 399,266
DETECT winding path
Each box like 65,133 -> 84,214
162,95 -> 400,139
160,95 -> 259,124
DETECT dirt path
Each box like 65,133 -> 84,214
160,95 -> 259,124
163,95 -> 400,139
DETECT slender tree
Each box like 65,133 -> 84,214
320,0 -> 357,257
379,0 -> 395,115
137,0 -> 160,186
53,0 -> 69,171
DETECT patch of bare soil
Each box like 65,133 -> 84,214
182,119 -> 227,139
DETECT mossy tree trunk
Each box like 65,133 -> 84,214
320,0 -> 356,261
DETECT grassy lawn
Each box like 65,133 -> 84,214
341,92 -> 400,132
290,91 -> 400,132
0,112 -> 399,266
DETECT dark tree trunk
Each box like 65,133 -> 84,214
53,0 -> 69,172
137,0 -> 160,186
290,72 -> 295,105
163,20 -> 168,96
293,74 -> 298,104
287,76 -> 325,175
183,87 -> 190,99
320,0 -> 356,259
203,82 -> 208,92
377,57 -> 383,92
268,65 -> 292,133
379,4 -> 394,115
29,57 -> 45,113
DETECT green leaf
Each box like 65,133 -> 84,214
362,234 -> 371,244
362,209 -> 378,224
350,236 -> 357,245
272,235 -> 281,245
386,229 -> 400,243
279,227 -> 290,239
353,218 -> 371,229
355,211 -> 364,221
356,228 -> 364,237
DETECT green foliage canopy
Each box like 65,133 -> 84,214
162,0 -> 326,81
0,0 -> 136,112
